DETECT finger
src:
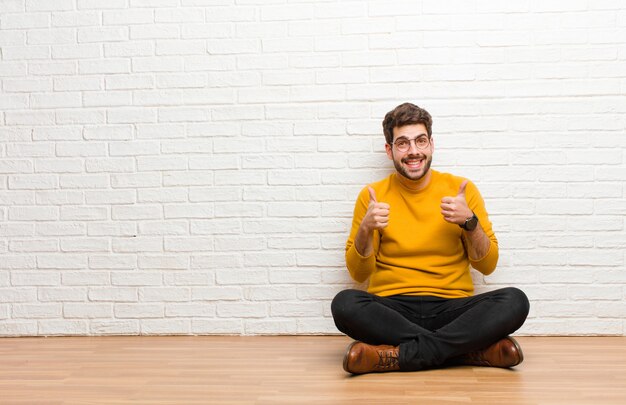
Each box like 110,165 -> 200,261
374,214 -> 389,222
441,213 -> 455,223
440,203 -> 454,211
441,197 -> 455,204
375,207 -> 390,214
457,180 -> 468,197
368,186 -> 377,204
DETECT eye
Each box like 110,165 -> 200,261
396,140 -> 409,148
416,137 -> 428,146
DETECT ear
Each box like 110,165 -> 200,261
385,143 -> 393,160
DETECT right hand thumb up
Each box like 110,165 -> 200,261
368,186 -> 377,205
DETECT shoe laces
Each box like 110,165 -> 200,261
376,349 -> 399,370
463,350 -> 491,366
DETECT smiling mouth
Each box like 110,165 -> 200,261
402,158 -> 423,170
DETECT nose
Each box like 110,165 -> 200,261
407,139 -> 420,154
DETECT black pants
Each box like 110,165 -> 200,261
331,287 -> 530,371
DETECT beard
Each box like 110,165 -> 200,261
392,153 -> 432,182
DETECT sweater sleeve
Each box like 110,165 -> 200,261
344,186 -> 379,283
465,180 -> 499,275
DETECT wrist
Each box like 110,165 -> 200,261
459,211 -> 478,231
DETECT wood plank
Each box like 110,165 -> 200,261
0,336 -> 625,404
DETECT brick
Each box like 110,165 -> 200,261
27,28 -> 75,45
56,109 -> 106,125
115,303 -> 163,318
1,13 -> 49,29
103,9 -> 154,25
111,237 -> 162,253
1,45 -> 49,60
0,191 -> 35,205
140,287 -> 190,302
52,11 -> 100,27
130,24 -> 180,39
192,247 -> 238,271
10,238 -> 58,252
155,8 -> 204,23
111,272 -> 162,286
214,202 -> 263,218
297,318 -> 339,334
164,237 -> 213,252
89,288 -> 138,302
29,61 -> 76,75
13,304 -> 62,319
217,302 -> 267,318
111,173 -> 161,188
39,320 -> 88,335
105,75 -> 154,90
6,111 -> 55,125
245,319 -> 297,334
78,27 -> 128,43
39,287 -> 87,302
85,158 -> 135,173
60,174 -> 109,189
29,66 -> 80,85
139,188 -> 188,203
165,303 -> 215,317
90,320 -> 139,335
192,319 -> 242,334
60,238 -> 109,253
0,322 -> 37,336
62,271 -> 110,286
192,287 -> 242,301
32,126 -> 80,142
163,172 -> 214,187
83,91 -> 132,107
87,222 -> 137,237
156,39 -> 205,56
64,303 -> 113,318
139,255 -> 189,270
0,94 -> 28,110
60,206 -> 107,221
138,221 -> 188,236
242,186 -> 293,202
0,159 -> 33,173
9,175 -> 58,190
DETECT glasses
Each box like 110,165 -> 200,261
392,136 -> 431,152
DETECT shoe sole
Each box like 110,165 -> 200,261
507,336 -> 524,367
342,341 -> 360,374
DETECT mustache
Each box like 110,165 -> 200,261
401,155 -> 426,163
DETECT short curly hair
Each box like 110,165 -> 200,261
382,103 -> 433,145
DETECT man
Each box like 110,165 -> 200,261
331,102 -> 529,374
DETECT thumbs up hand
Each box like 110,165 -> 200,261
362,186 -> 390,232
440,180 -> 473,225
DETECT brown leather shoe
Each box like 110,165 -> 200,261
458,336 -> 524,368
343,341 -> 400,374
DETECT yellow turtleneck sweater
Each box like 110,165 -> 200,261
345,170 -> 498,299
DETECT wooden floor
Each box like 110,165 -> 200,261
1,336 -> 626,404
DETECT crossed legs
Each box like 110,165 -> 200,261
331,287 -> 530,371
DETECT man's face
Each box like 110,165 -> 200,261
385,124 -> 433,182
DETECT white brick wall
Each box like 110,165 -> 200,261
1,1 -> 625,336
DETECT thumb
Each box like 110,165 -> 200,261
368,186 -> 377,204
457,180 -> 468,197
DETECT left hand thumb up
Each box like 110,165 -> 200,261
457,180 -> 468,198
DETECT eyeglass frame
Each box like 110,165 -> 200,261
390,135 -> 432,152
